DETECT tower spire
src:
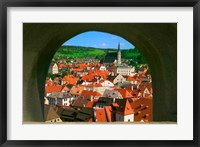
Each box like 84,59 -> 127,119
117,42 -> 121,65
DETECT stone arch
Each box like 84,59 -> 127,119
23,23 -> 177,122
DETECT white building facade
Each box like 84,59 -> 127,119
52,63 -> 59,74
117,66 -> 135,76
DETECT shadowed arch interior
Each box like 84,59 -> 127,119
23,23 -> 177,122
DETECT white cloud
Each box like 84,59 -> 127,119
101,42 -> 107,46
120,43 -> 125,46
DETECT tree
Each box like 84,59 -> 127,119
61,71 -> 69,78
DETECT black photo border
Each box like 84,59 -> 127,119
0,0 -> 199,146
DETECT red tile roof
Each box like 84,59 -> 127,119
81,90 -> 102,97
61,86 -> 70,92
126,76 -> 135,81
82,75 -> 94,82
72,96 -> 90,107
96,108 -> 107,122
94,70 -> 110,77
45,85 -> 62,93
129,98 -> 152,122
73,90 -> 101,108
70,85 -> 85,95
86,83 -> 102,87
112,103 -> 119,107
45,80 -> 54,86
104,106 -> 113,122
70,68 -> 84,72
116,99 -> 134,115
116,89 -> 133,98
58,64 -> 65,69
62,75 -> 79,85
77,63 -> 88,68
124,100 -> 134,115
129,90 -> 139,97
85,99 -> 98,108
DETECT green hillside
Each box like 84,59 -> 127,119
54,45 -> 106,59
54,45 -> 146,65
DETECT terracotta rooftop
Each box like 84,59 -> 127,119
72,96 -> 90,108
115,89 -> 133,98
129,98 -> 152,122
44,104 -> 60,121
62,75 -> 79,85
104,106 -> 114,122
85,99 -> 98,108
96,108 -> 107,122
45,85 -> 62,93
81,90 -> 102,97
115,99 -> 134,115
70,85 -> 85,95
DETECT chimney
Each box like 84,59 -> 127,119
97,79 -> 99,84
93,107 -> 97,122
143,92 -> 145,98
90,95 -> 94,101
113,98 -> 116,103
137,84 -> 140,89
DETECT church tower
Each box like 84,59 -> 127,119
117,42 -> 121,64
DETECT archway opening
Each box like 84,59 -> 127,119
44,31 -> 153,123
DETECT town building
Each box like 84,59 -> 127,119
115,99 -> 134,122
117,66 -> 135,76
47,92 -> 75,106
100,80 -> 114,87
44,104 -> 62,123
84,85 -> 112,95
52,63 -> 59,74
107,74 -> 126,85
102,89 -> 123,99
45,85 -> 62,96
72,90 -> 101,108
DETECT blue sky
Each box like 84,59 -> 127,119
62,31 -> 135,49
